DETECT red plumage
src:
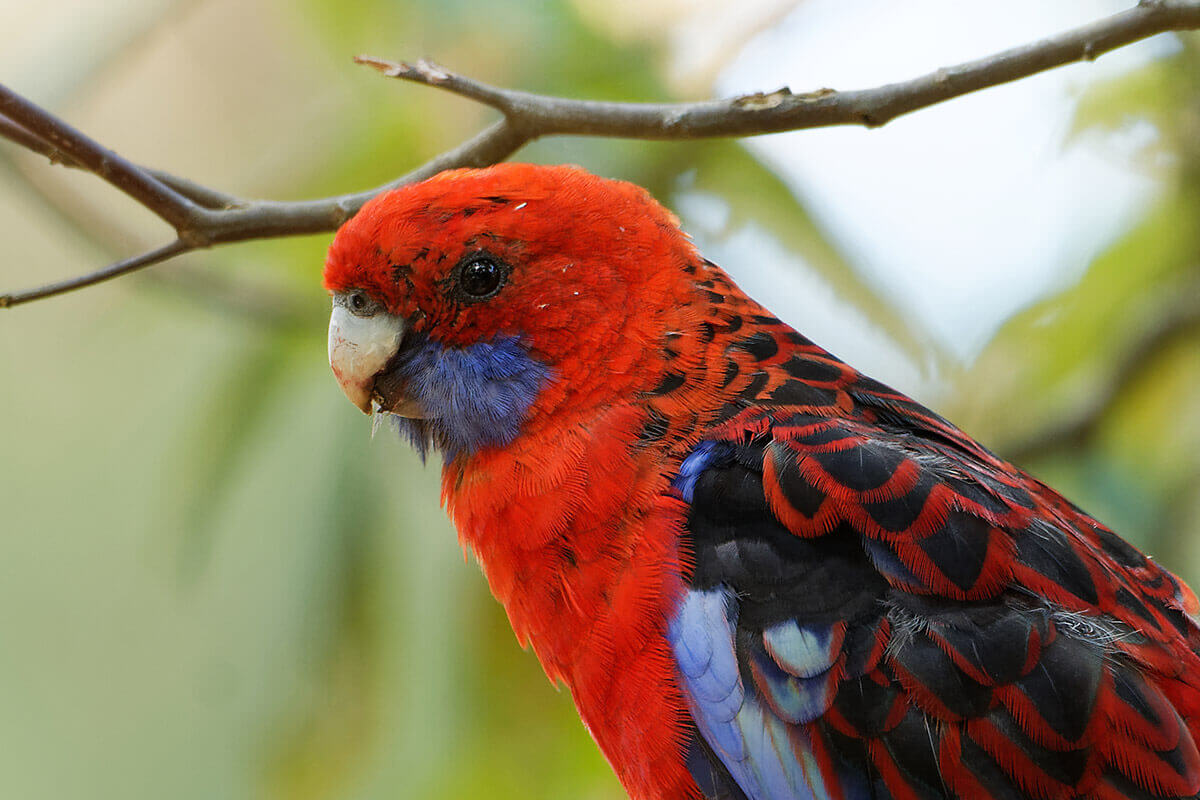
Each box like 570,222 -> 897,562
324,163 -> 1200,800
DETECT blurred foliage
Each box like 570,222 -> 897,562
1,3 -> 1199,800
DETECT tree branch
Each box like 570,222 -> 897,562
0,85 -> 203,233
0,240 -> 189,307
3,0 -> 1200,309
0,111 -> 238,209
355,1 -> 1200,135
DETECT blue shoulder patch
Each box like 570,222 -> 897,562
672,440 -> 733,504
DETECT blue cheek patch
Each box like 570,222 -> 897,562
389,333 -> 551,459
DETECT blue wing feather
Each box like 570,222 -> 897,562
668,586 -> 854,800
669,442 -> 882,800
762,621 -> 838,679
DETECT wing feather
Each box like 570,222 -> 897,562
669,412 -> 1200,800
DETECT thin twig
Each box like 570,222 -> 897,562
0,112 -> 240,209
356,2 -> 1200,135
0,113 -> 70,163
0,240 -> 191,307
2,0 -> 1200,308
150,172 -> 242,210
0,85 -> 202,233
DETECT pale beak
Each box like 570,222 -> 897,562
328,304 -> 405,413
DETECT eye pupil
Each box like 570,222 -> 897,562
350,293 -> 365,311
460,259 -> 503,298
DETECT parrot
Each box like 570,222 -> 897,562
323,162 -> 1200,800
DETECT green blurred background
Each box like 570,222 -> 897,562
1,1 -> 1198,799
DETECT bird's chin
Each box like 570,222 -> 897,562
374,393 -> 425,419
372,367 -> 426,419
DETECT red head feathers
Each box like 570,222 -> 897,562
324,163 -> 722,458
327,164 -> 695,365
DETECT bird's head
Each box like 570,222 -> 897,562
324,163 -> 702,458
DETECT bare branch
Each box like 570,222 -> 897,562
0,240 -> 191,308
356,2 -> 1200,135
0,112 -> 240,210
355,56 -> 520,115
0,113 -> 70,163
194,117 -> 534,244
0,85 -> 202,232
150,172 -> 242,210
3,0 -> 1200,308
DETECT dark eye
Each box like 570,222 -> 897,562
459,258 -> 504,299
343,289 -> 378,317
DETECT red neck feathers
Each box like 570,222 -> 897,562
440,248 -> 784,800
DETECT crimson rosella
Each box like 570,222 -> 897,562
324,163 -> 1200,800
